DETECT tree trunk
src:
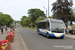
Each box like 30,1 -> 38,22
65,21 -> 68,29
70,21 -> 72,25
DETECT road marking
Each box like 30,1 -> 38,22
19,34 -> 28,50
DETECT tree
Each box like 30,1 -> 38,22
21,16 -> 27,21
68,8 -> 75,25
20,16 -> 27,26
71,8 -> 75,22
0,12 -> 13,26
0,15 -> 7,25
49,15 -> 53,19
4,14 -> 14,26
35,17 -> 46,24
22,17 -> 31,27
28,8 -> 45,23
51,0 -> 73,26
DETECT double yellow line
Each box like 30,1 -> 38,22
19,34 -> 28,50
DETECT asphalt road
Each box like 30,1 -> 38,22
18,28 -> 75,50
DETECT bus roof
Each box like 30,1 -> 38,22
38,18 -> 64,23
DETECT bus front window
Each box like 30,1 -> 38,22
51,22 -> 65,33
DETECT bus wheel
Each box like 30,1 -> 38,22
60,37 -> 64,39
47,33 -> 49,38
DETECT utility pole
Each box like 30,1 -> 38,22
43,6 -> 47,18
48,0 -> 49,18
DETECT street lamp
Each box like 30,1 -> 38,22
48,0 -> 49,18
43,6 -> 47,18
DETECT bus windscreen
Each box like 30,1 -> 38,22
51,20 -> 65,33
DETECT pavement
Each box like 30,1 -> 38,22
0,28 -> 10,40
65,34 -> 75,40
0,33 -> 9,41
0,27 -> 10,34
0,27 -> 75,50
0,27 -> 25,50
11,31 -> 25,50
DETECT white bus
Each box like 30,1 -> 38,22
37,18 -> 65,39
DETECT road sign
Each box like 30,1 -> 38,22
10,23 -> 12,25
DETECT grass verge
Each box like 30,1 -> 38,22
27,27 -> 36,30
66,33 -> 71,35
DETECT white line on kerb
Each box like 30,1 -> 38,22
19,34 -> 28,50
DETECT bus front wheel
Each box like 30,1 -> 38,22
47,33 -> 50,38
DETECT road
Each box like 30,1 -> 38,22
17,28 -> 75,50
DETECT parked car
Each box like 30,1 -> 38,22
69,30 -> 75,34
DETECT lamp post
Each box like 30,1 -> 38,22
48,0 -> 49,18
43,6 -> 47,18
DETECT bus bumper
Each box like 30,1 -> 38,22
49,34 -> 65,37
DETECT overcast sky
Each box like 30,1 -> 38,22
0,0 -> 75,21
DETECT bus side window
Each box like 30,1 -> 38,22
40,22 -> 46,29
38,22 -> 44,29
37,23 -> 41,28
42,22 -> 48,29
41,22 -> 45,29
40,23 -> 43,29
44,22 -> 47,29
45,21 -> 49,30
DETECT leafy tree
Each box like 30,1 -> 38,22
0,12 -> 3,16
49,15 -> 53,19
35,17 -> 46,24
29,22 -> 35,27
28,8 -> 45,23
21,16 -> 27,26
21,16 -> 27,21
22,17 -> 31,27
51,0 -> 73,26
4,14 -> 14,26
0,12 -> 13,26
71,8 -> 75,22
0,15 -> 7,25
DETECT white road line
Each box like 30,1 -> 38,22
19,34 -> 28,50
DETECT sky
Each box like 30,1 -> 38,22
0,0 -> 75,21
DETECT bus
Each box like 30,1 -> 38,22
37,18 -> 65,39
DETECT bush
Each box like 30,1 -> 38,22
11,25 -> 14,28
